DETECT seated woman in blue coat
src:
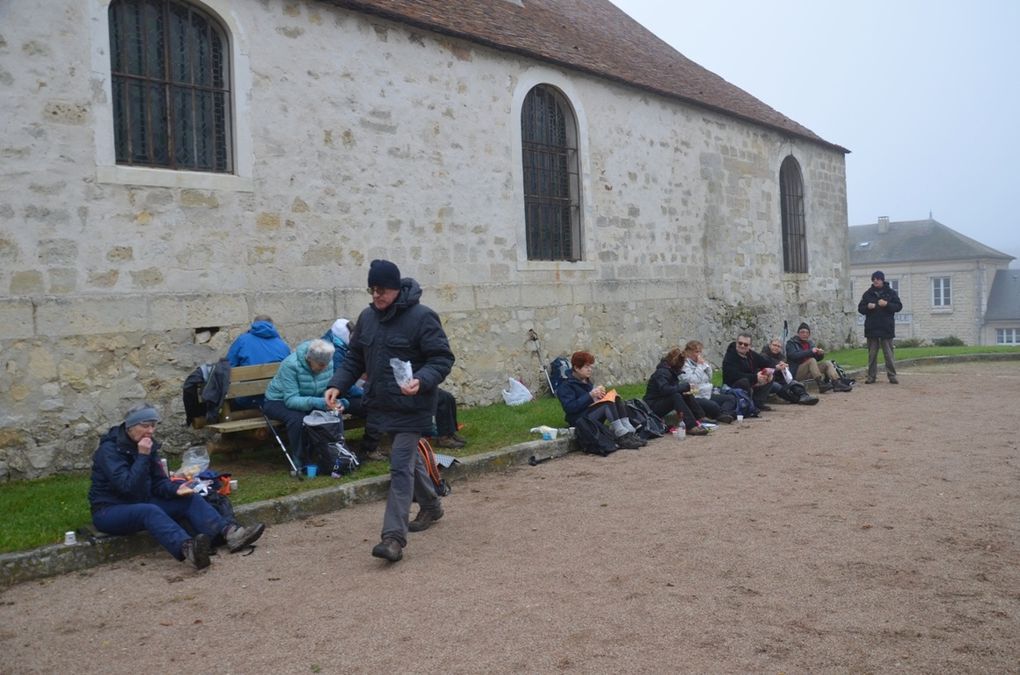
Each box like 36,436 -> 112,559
262,338 -> 336,470
557,351 -> 644,450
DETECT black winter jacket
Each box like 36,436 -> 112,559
88,425 -> 178,512
556,372 -> 595,426
722,342 -> 771,388
643,360 -> 692,407
327,278 -> 454,434
857,284 -> 903,339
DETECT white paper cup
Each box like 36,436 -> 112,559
229,479 -> 238,491
64,531 -> 77,546
736,414 -> 744,422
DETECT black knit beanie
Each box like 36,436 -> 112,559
367,259 -> 401,290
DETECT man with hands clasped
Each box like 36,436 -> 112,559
857,270 -> 903,384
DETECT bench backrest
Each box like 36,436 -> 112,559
212,362 -> 281,425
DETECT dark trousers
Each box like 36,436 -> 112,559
93,496 -> 228,560
382,432 -> 440,547
645,393 -> 703,427
344,396 -> 382,453
696,393 -> 737,419
435,389 -> 458,436
585,397 -> 630,425
732,378 -> 773,407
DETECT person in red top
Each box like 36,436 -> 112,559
785,323 -> 851,393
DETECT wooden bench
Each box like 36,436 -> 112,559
195,363 -> 363,449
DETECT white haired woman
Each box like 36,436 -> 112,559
263,338 -> 336,470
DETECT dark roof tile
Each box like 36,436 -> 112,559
848,218 -> 1014,265
985,269 -> 1020,322
327,0 -> 847,152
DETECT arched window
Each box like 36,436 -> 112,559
521,85 -> 581,261
779,155 -> 807,273
109,0 -> 232,172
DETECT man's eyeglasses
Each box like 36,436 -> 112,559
736,341 -> 751,347
367,287 -> 388,296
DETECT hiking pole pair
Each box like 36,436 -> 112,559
261,410 -> 303,480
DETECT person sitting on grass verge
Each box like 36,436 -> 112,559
759,338 -> 820,406
263,338 -> 336,471
432,387 -> 468,449
677,341 -> 738,423
88,403 -> 265,570
785,323 -> 851,392
558,351 -> 645,449
643,347 -> 712,434
724,332 -> 818,409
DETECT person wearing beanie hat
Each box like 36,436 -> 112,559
88,403 -> 266,570
785,323 -> 852,393
858,269 -> 903,383
367,259 -> 402,291
325,260 -> 455,562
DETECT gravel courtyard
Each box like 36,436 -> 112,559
2,360 -> 1018,673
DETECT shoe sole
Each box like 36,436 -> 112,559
190,534 -> 211,570
228,523 -> 266,553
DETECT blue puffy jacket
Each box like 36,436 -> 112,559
264,340 -> 333,411
557,372 -> 595,426
227,321 -> 291,367
88,425 -> 178,512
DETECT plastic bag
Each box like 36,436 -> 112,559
502,377 -> 533,406
175,445 -> 210,479
390,358 -> 413,388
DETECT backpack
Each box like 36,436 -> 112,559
417,438 -> 451,496
303,411 -> 360,477
832,361 -> 855,387
182,363 -> 213,425
728,387 -> 759,417
572,415 -> 619,456
548,356 -> 572,394
626,399 -> 666,439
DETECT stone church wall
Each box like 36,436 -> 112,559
0,0 -> 850,477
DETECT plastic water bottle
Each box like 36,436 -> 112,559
674,420 -> 686,440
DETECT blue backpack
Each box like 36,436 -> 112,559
728,387 -> 759,417
548,357 -> 572,394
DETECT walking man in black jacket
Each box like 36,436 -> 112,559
325,260 -> 454,562
857,270 -> 903,384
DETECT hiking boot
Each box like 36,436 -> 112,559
616,433 -> 643,449
716,414 -> 735,424
688,425 -> 710,436
183,534 -> 211,570
759,404 -> 773,412
225,523 -> 266,553
832,379 -> 853,392
408,503 -> 444,532
817,379 -> 833,393
371,537 -> 403,562
434,435 -> 466,449
363,450 -> 387,463
888,376 -> 899,384
798,393 -> 820,405
864,378 -> 876,384
451,432 -> 468,444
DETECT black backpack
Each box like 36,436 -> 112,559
182,363 -> 213,426
303,411 -> 360,477
572,415 -> 618,456
626,399 -> 666,439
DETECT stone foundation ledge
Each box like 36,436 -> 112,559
0,438 -> 573,589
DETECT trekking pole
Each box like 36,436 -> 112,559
527,329 -> 555,394
261,410 -> 303,480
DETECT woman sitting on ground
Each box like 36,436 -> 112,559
557,351 -> 645,449
678,341 -> 738,423
643,348 -> 711,435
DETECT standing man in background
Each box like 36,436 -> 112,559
858,270 -> 903,384
325,260 -> 454,563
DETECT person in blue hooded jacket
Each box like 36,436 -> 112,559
263,338 -> 336,470
227,315 -> 291,367
88,403 -> 265,569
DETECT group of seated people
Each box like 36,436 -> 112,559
558,322 -> 853,450
226,315 -> 466,469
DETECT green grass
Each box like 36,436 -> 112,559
2,349 -> 1016,553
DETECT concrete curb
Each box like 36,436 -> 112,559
4,352 -> 1017,589
0,437 -> 572,589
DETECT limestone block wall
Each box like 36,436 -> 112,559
0,0 -> 850,477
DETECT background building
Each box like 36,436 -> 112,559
849,217 -> 1014,344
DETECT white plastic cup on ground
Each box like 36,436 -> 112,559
736,414 -> 744,422
64,531 -> 77,546
229,479 -> 238,491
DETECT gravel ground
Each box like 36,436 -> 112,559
2,361 -> 1018,673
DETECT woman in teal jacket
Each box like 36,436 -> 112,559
263,338 -> 335,469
